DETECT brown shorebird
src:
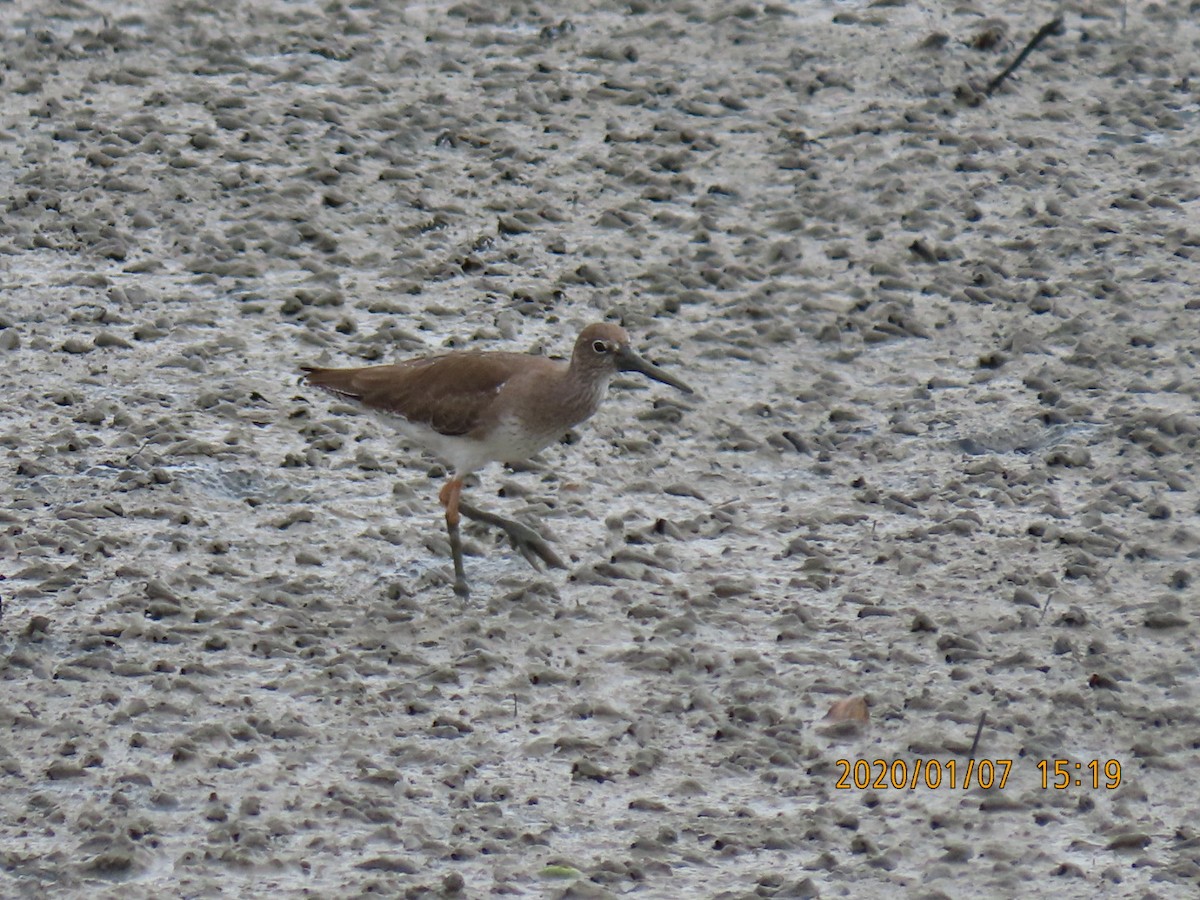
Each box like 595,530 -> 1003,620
302,322 -> 693,597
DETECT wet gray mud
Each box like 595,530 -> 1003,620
2,0 -> 1199,897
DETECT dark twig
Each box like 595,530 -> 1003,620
1039,591 -> 1053,624
985,17 -> 1064,96
968,711 -> 987,759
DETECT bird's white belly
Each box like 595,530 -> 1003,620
378,411 -> 561,476
487,414 -> 563,464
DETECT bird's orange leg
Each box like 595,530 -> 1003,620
439,478 -> 464,526
439,477 -> 469,597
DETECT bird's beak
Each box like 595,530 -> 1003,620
615,345 -> 694,395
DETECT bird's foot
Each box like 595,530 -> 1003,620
458,500 -> 566,571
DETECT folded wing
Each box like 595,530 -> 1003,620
303,352 -> 537,437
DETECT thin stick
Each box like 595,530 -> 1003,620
1039,591 -> 1053,624
985,17 -> 1064,96
968,711 -> 987,759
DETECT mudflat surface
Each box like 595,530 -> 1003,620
2,1 -> 1199,897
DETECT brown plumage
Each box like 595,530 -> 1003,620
301,322 -> 693,597
303,352 -> 574,444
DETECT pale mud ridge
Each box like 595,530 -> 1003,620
1,0 -> 1198,897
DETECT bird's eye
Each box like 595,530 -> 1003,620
592,340 -> 608,353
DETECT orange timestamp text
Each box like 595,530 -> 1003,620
835,758 -> 1122,791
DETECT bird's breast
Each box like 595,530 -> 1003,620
488,414 -> 567,463
485,369 -> 608,461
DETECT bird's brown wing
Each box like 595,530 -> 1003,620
303,352 -> 543,436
